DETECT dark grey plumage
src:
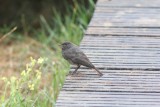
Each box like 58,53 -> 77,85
61,42 -> 103,76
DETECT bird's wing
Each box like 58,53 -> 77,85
71,47 -> 94,68
73,56 -> 94,68
63,46 -> 94,68
63,46 -> 87,60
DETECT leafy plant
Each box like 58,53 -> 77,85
1,57 -> 68,107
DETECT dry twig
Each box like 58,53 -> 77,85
0,27 -> 17,43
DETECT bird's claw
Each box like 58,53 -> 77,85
99,73 -> 103,77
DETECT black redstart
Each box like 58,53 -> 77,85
61,42 -> 103,77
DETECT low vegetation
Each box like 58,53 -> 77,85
0,0 -> 95,106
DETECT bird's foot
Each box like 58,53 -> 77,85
99,73 -> 103,77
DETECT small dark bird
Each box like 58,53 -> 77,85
61,42 -> 103,77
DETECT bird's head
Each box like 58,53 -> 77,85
60,42 -> 73,50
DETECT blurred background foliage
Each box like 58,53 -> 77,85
1,0 -> 96,47
0,0 -> 96,106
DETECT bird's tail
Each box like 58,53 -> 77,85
94,67 -> 103,77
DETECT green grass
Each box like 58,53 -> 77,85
0,0 -> 95,106
36,1 -> 95,48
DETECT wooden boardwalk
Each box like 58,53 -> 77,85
56,0 -> 160,106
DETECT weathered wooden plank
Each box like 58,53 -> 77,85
93,12 -> 160,18
56,103 -> 160,107
89,18 -> 160,27
72,64 -> 160,70
56,92 -> 160,107
82,35 -> 160,40
93,13 -> 160,18
58,91 -> 160,98
81,36 -> 160,45
97,0 -> 160,8
69,69 -> 160,74
90,7 -> 160,27
86,27 -> 160,36
95,7 -> 160,13
57,100 -> 160,105
57,104 -> 160,107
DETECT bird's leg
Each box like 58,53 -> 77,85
72,65 -> 80,75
